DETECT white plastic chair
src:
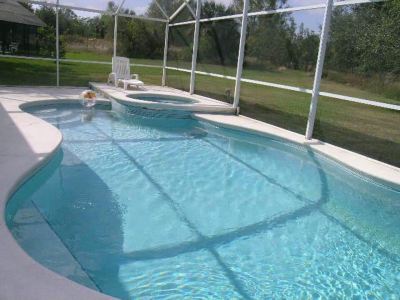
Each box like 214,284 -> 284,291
108,56 -> 144,90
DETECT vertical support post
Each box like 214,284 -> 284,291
113,1 -> 126,58
113,14 -> 118,57
232,0 -> 250,110
305,0 -> 334,140
189,0 -> 201,94
56,0 -> 60,86
162,22 -> 169,86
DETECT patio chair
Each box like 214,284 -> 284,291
10,42 -> 19,54
108,56 -> 144,90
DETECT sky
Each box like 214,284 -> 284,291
41,0 -> 325,31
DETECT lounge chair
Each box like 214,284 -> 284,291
10,42 -> 19,54
108,56 -> 144,90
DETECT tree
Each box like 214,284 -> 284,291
327,2 -> 400,76
197,1 -> 240,66
34,6 -> 66,58
246,14 -> 292,69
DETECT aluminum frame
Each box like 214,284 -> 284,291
3,0 -> 397,144
55,0 -> 60,86
189,0 -> 201,94
305,0 -> 334,140
162,21 -> 169,86
233,0 -> 250,109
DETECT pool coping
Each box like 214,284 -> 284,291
0,85 -> 399,300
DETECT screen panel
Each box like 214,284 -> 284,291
60,60 -> 109,86
314,1 -> 400,167
201,0 -> 242,18
166,24 -> 194,90
195,75 -> 236,104
240,83 -> 312,134
167,24 -> 193,69
117,17 -> 165,66
320,2 -> 400,105
195,18 -> 241,102
239,9 -> 323,133
242,10 -> 323,89
314,96 -> 400,167
165,69 -> 191,91
248,0 -> 326,13
62,10 -> 113,62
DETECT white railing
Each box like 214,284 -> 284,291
165,67 -> 400,111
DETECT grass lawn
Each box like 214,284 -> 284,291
1,56 -> 399,167
189,61 -> 400,105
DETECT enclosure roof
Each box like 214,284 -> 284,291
0,0 -> 45,26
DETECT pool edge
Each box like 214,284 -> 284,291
193,113 -> 400,190
0,88 -> 115,300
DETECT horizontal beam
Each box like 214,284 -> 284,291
117,13 -> 168,22
169,20 -> 196,27
248,3 -> 325,17
0,54 -> 56,61
21,0 -> 114,15
334,0 -> 385,6
21,0 -> 168,22
318,91 -> 400,111
62,59 -> 163,68
165,66 -> 191,72
165,66 -> 400,111
169,0 -> 386,27
130,63 -> 163,68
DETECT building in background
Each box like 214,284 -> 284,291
0,0 -> 45,55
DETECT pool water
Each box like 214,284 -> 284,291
6,103 -> 400,299
128,94 -> 197,104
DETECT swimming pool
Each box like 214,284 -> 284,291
6,103 -> 400,299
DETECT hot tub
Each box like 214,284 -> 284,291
127,93 -> 199,104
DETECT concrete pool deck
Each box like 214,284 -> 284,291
0,85 -> 399,299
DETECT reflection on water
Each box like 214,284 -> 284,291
81,108 -> 95,122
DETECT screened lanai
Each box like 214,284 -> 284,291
1,1 -> 400,299
0,0 -> 399,166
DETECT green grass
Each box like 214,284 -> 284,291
0,58 -> 57,86
196,62 -> 400,105
64,51 -> 112,62
1,56 -> 399,167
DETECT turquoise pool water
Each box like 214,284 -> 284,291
6,103 -> 400,299
127,94 -> 197,104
